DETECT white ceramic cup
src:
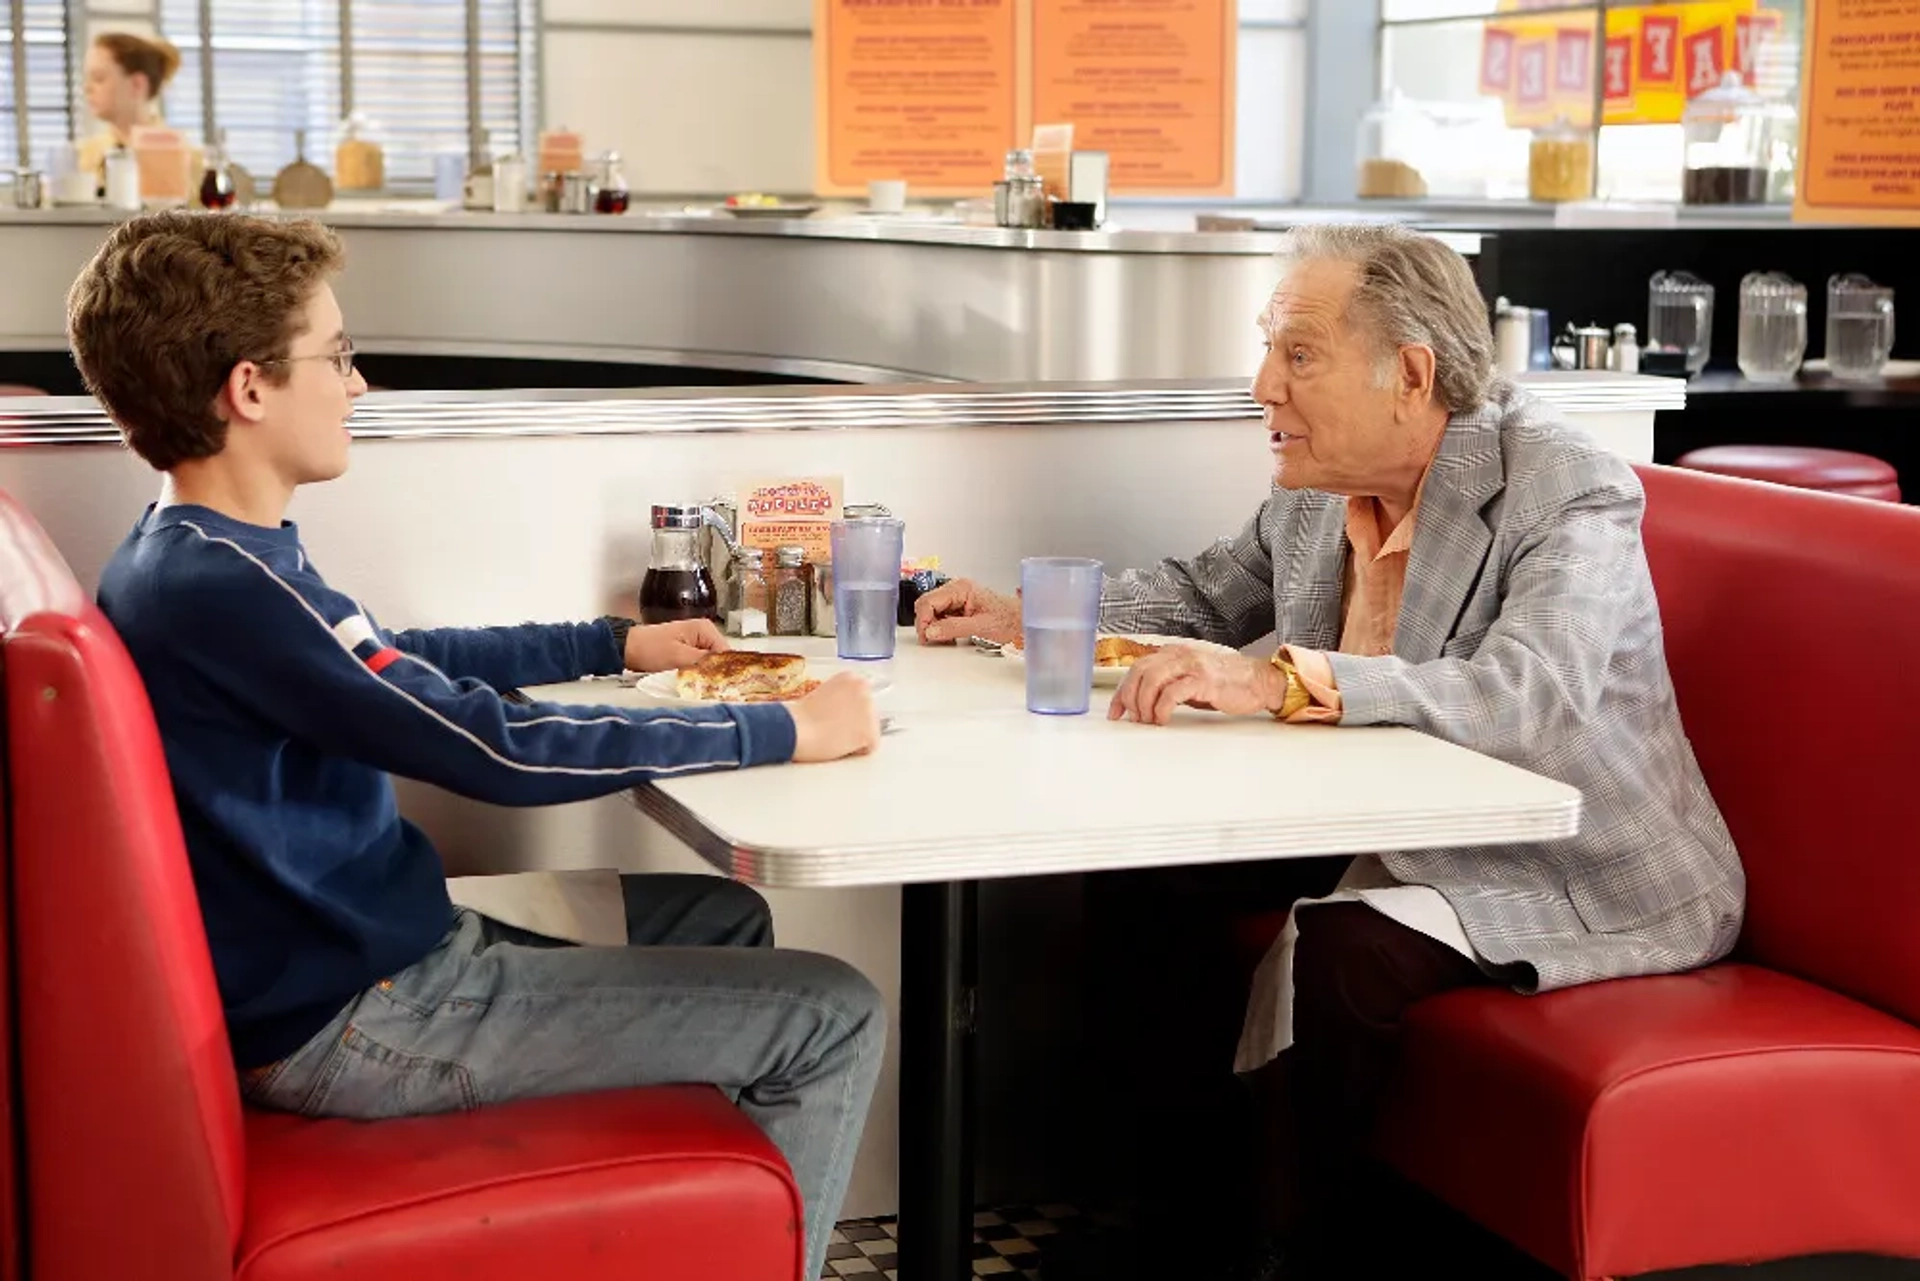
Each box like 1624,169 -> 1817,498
867,179 -> 906,214
54,170 -> 97,206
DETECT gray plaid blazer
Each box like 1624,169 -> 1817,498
1103,379 -> 1743,992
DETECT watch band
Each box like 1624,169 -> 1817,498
1268,652 -> 1313,721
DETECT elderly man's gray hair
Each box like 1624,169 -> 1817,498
1276,224 -> 1496,414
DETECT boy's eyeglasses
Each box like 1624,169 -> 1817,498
254,337 -> 356,379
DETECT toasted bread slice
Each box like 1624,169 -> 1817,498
1094,636 -> 1163,668
676,652 -> 808,702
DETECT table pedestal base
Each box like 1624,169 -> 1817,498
897,879 -> 979,1281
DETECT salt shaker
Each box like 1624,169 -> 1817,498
725,547 -> 770,639
1495,303 -> 1532,375
1610,324 -> 1640,373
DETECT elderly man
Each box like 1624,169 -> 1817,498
915,224 -> 1743,1279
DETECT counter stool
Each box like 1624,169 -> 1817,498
1674,445 -> 1903,503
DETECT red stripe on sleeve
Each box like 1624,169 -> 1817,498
366,647 -> 404,674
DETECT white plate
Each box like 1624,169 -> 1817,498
719,203 -> 821,220
998,633 -> 1238,687
635,661 -> 893,705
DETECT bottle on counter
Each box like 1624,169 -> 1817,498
462,128 -> 495,211
639,504 -> 720,625
1528,117 -> 1593,203
996,148 -> 1045,229
1682,72 -> 1770,206
197,128 -> 237,210
593,151 -> 629,214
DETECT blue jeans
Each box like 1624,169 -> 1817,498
243,874 -> 884,1281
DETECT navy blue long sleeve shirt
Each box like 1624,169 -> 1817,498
97,503 -> 796,1068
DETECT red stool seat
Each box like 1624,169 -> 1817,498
0,384 -> 50,397
1675,445 -> 1901,502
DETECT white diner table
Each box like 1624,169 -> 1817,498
524,629 -> 1581,1281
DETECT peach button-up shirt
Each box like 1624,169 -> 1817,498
1280,481 -> 1428,721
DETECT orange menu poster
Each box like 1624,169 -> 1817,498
814,0 -> 1023,197
1794,0 -> 1920,224
1029,0 -> 1235,194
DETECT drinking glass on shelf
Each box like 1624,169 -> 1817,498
1648,272 -> 1715,375
1738,271 -> 1807,384
1827,274 -> 1895,382
1019,558 -> 1103,716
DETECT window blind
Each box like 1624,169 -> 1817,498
153,0 -> 534,192
344,0 -> 530,186
1,0 -> 72,170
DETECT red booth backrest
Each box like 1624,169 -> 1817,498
0,492 -> 246,1279
1636,463 -> 1920,1025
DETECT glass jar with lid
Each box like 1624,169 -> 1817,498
1682,71 -> 1770,205
334,111 -> 386,192
1355,90 -> 1432,200
1528,117 -> 1593,203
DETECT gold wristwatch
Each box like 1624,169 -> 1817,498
1268,652 -> 1313,721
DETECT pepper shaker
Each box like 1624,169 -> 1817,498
770,545 -> 811,637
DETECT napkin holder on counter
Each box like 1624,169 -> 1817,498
1069,151 -> 1109,227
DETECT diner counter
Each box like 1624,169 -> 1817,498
0,205 -> 1326,385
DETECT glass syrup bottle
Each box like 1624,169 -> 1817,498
198,128 -> 237,210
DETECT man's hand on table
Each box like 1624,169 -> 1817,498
914,578 -> 1021,646
788,674 -> 883,762
625,619 -> 728,673
1110,647 -> 1287,726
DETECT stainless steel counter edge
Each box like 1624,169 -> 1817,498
0,374 -> 1686,446
0,205 -> 1294,256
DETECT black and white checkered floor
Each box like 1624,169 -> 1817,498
824,1204 -> 1117,1279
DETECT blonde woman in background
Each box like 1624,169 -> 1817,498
77,32 -> 199,192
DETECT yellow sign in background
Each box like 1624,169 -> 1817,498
1482,0 -> 1786,130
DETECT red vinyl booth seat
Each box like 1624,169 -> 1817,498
1365,465 -> 1920,1278
0,490 -> 805,1281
